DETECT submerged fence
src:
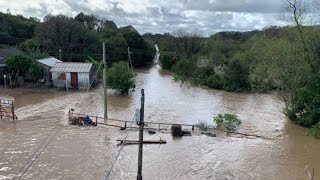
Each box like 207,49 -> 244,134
69,110 -> 195,131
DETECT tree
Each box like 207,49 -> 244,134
119,26 -> 155,66
223,59 -> 250,91
0,12 -> 38,45
106,61 -> 135,94
35,14 -> 95,61
5,55 -> 32,87
101,28 -> 127,65
159,51 -> 176,70
29,62 -> 44,84
173,29 -> 204,59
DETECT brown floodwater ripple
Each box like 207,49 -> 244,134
0,65 -> 319,180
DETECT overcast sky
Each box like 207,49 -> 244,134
0,0 -> 290,36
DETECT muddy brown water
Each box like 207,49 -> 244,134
0,65 -> 319,180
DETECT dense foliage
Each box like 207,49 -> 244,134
106,61 -> 135,94
0,12 -> 39,45
213,114 -> 241,131
146,25 -> 320,132
0,12 -> 154,66
5,55 -> 32,86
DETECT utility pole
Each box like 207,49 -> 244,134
59,49 -> 62,61
103,42 -> 108,119
3,74 -> 6,89
137,89 -> 145,180
128,47 -> 133,71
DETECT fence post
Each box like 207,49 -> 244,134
96,116 -> 98,126
12,102 -> 15,120
0,100 -> 2,119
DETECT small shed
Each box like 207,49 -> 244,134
50,62 -> 97,90
37,57 -> 62,86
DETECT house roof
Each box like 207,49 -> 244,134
50,62 -> 93,73
0,48 -> 21,59
37,57 -> 62,68
0,48 -> 21,67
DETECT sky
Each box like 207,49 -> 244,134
0,0 -> 290,36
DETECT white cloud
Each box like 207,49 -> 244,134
0,0 -> 293,36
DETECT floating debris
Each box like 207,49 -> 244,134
69,116 -> 96,126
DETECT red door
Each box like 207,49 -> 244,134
70,72 -> 78,88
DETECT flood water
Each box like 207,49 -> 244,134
0,64 -> 319,180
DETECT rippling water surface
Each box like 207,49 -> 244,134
0,65 -> 319,180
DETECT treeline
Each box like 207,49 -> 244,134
0,12 -> 155,66
145,25 -> 320,133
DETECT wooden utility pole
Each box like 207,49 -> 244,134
59,49 -> 62,61
137,89 -> 145,180
3,74 -> 6,89
103,42 -> 108,119
128,47 -> 133,72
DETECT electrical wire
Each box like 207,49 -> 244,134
104,104 -> 139,180
17,123 -> 59,180
85,60 -> 103,93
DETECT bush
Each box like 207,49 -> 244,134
204,74 -> 224,89
309,122 -> 320,138
29,62 -> 44,82
160,51 -> 176,70
287,74 -> 320,127
191,66 -> 214,85
223,59 -> 250,91
6,55 -> 32,87
213,114 -> 241,131
106,61 -> 135,94
173,59 -> 196,82
196,121 -> 211,132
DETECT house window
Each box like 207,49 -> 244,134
58,73 -> 66,80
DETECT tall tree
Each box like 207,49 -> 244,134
35,14 -> 96,61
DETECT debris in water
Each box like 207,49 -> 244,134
69,116 -> 96,126
148,130 -> 156,134
171,124 -> 182,137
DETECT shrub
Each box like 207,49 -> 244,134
106,61 -> 135,94
196,121 -> 211,132
223,59 -> 250,91
309,122 -> 320,138
287,74 -> 320,127
173,59 -> 196,82
6,55 -> 32,87
213,114 -> 241,131
29,62 -> 44,83
160,51 -> 176,70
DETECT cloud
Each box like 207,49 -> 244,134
0,0 -> 290,36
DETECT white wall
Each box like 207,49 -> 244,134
78,72 -> 90,89
52,72 -> 90,89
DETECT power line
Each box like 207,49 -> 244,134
85,60 -> 103,93
17,123 -> 59,180
104,104 -> 139,180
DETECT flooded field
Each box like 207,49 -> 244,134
0,65 -> 319,180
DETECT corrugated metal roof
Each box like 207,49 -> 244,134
0,48 -> 21,59
50,62 -> 93,73
37,57 -> 62,67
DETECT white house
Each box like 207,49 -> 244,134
50,62 -> 97,90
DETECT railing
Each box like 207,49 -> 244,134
70,112 -> 195,130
